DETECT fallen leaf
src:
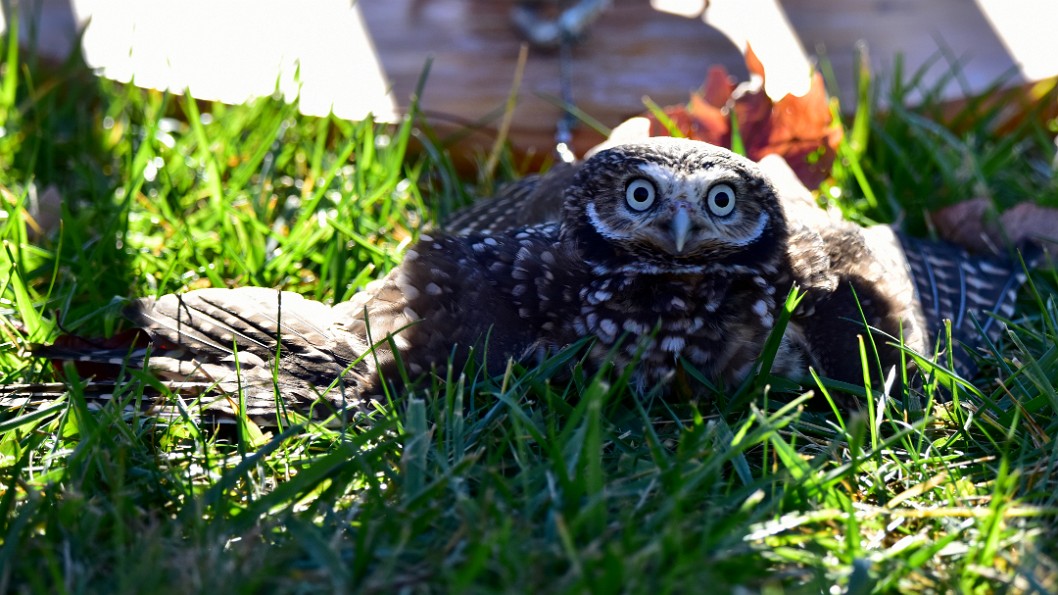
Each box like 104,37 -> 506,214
931,198 -> 1058,261
930,198 -> 993,251
644,44 -> 842,188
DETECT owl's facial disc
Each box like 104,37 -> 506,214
564,138 -> 786,273
607,163 -> 768,259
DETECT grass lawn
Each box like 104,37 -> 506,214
2,38 -> 1058,593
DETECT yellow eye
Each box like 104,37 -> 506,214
625,178 -> 656,211
707,183 -> 736,217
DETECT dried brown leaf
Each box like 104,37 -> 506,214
644,44 -> 842,188
931,198 -> 1058,258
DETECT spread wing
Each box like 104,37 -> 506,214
766,153 -> 1030,386
122,287 -> 373,417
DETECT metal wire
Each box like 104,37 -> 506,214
511,1 -> 609,162
555,33 -> 577,163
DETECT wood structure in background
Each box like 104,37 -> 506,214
361,0 -> 1058,158
5,0 -> 1057,161
362,0 -> 745,157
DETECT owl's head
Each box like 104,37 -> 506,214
560,138 -> 788,275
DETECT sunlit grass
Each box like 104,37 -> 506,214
1,35 -> 1056,593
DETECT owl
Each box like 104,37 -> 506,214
451,145 -> 1034,392
9,138 -> 1031,421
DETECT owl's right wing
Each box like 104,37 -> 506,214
122,287 -> 373,415
897,234 -> 1035,377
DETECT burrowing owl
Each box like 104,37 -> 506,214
14,138 -> 1031,420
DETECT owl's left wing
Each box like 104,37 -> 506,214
898,234 -> 1035,376
764,154 -> 1032,386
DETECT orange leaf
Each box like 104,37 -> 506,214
644,45 -> 842,188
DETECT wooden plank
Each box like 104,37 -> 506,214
361,0 -> 745,158
362,0 -> 1058,158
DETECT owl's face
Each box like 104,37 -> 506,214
561,138 -> 788,274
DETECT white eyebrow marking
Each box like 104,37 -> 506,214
724,212 -> 770,247
586,202 -> 625,241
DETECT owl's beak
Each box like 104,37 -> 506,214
670,206 -> 692,253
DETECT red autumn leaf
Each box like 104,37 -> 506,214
702,66 -> 735,107
650,91 -> 728,146
645,44 -> 842,188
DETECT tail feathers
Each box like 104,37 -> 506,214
30,344 -> 152,371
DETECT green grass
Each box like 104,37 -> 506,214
2,37 -> 1058,593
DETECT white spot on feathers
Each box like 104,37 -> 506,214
753,299 -> 774,326
396,272 -> 420,300
623,319 -> 648,335
392,334 -> 411,350
752,300 -> 768,317
686,345 -> 710,363
598,319 -> 619,341
661,336 -> 685,353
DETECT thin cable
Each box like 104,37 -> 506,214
555,26 -> 577,163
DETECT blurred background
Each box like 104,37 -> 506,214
2,0 -> 1056,155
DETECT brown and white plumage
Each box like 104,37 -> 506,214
446,161 -> 578,236
7,138 -> 1034,422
